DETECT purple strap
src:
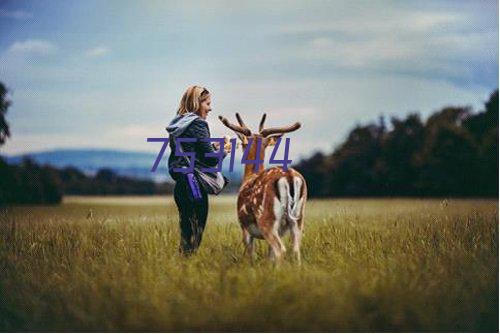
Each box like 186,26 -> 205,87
187,173 -> 203,200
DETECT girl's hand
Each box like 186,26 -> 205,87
222,135 -> 233,153
212,136 -> 234,153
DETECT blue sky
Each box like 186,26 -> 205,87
0,0 -> 498,160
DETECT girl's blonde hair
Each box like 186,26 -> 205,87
177,85 -> 210,115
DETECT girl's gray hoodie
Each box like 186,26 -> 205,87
166,112 -> 226,181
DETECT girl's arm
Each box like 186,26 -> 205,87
188,119 -> 227,167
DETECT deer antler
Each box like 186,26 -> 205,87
218,114 -> 252,136
258,113 -> 267,132
260,121 -> 301,137
235,113 -> 249,129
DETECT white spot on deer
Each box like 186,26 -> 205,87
240,204 -> 248,214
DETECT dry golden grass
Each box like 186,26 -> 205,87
0,196 -> 497,331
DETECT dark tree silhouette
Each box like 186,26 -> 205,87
0,81 -> 11,146
375,114 -> 425,195
294,89 -> 499,198
414,107 -> 478,196
327,123 -> 384,196
463,90 -> 499,196
294,152 -> 329,197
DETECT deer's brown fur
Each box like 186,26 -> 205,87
219,113 -> 308,263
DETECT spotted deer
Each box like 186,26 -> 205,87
219,113 -> 308,263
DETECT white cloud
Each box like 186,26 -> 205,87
273,5 -> 496,85
274,4 -> 492,75
0,9 -> 33,20
8,39 -> 57,54
85,46 -> 110,58
302,29 -> 496,73
279,9 -> 463,35
306,36 -> 420,67
408,12 -> 461,31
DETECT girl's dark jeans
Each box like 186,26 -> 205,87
173,174 -> 209,255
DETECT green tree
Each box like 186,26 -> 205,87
328,123 -> 385,196
294,152 -> 329,197
376,114 -> 425,195
463,90 -> 499,195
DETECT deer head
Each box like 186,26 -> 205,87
219,113 -> 301,179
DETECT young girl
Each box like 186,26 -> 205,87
166,85 -> 227,255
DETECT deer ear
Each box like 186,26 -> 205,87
266,134 -> 283,147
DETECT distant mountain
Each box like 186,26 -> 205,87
1,148 -> 244,184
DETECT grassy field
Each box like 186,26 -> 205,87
0,196 -> 497,331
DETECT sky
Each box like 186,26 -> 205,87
0,0 -> 498,161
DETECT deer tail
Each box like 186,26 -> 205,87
277,176 -> 303,221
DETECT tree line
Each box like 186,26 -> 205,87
294,89 -> 498,198
0,157 -> 174,205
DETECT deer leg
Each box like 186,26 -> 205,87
260,207 -> 287,263
290,221 -> 303,265
262,230 -> 285,262
242,228 -> 254,260
266,242 -> 281,262
275,233 -> 286,256
267,243 -> 282,263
